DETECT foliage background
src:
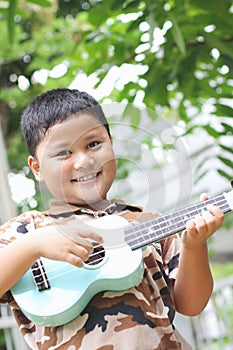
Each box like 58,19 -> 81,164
0,0 -> 232,212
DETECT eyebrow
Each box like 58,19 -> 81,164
84,129 -> 106,140
48,140 -> 71,151
49,128 -> 106,151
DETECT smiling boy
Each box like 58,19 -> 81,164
0,88 -> 224,349
29,113 -> 116,209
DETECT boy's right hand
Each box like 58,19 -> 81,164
29,216 -> 103,267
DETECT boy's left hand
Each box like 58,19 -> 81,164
181,193 -> 224,249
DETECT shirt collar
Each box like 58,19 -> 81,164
43,198 -> 142,217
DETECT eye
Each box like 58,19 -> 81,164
88,141 -> 101,149
56,150 -> 72,157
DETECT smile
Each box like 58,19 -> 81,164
75,173 -> 98,182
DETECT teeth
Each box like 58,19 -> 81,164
77,173 -> 97,182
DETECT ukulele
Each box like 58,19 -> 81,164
11,189 -> 233,326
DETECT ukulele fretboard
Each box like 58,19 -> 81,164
125,194 -> 231,250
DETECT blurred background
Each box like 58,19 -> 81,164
0,0 -> 232,349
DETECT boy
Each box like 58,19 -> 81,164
0,88 -> 224,349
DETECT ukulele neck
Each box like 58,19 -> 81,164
124,193 -> 232,251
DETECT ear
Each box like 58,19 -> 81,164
28,155 -> 43,182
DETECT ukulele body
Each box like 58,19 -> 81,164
11,215 -> 144,326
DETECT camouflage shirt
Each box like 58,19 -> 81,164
0,200 -> 192,350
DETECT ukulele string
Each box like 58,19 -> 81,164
32,249 -> 105,284
35,248 -> 105,270
32,253 -> 103,286
124,196 -> 229,248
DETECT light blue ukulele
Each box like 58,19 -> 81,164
11,190 -> 233,327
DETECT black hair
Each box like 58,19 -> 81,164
20,88 -> 111,157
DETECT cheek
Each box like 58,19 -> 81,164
40,161 -> 65,184
106,157 -> 117,178
103,147 -> 116,163
100,149 -> 116,168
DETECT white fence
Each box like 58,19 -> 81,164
0,305 -> 29,350
175,275 -> 233,350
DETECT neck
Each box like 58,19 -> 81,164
80,199 -> 111,212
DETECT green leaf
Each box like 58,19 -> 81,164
217,156 -> 233,169
191,0 -> 230,15
110,0 -> 125,11
124,0 -> 141,11
194,169 -> 209,184
7,0 -> 17,43
217,169 -> 233,181
27,0 -> 52,7
219,144 -> 233,154
221,54 -> 233,76
169,13 -> 186,56
204,34 -> 233,59
221,122 -> 233,135
88,4 -> 110,27
182,125 -> 198,136
203,125 -> 220,139
214,103 -> 233,117
123,104 -> 141,130
127,17 -> 143,32
147,107 -> 157,121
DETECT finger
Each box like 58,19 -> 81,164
199,210 -> 216,233
61,227 -> 103,248
200,192 -> 208,202
185,218 -> 196,233
191,215 -> 207,234
79,229 -> 103,243
58,216 -> 103,242
67,253 -> 84,268
207,205 -> 224,222
68,244 -> 92,265
73,218 -> 104,243
194,206 -> 223,234
74,241 -> 94,256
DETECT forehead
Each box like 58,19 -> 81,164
46,113 -> 105,143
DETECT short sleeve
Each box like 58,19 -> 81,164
0,210 -> 40,304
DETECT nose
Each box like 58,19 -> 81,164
73,152 -> 94,169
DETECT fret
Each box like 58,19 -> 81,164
164,213 -> 178,227
126,223 -> 149,249
220,203 -> 231,212
212,195 -> 230,211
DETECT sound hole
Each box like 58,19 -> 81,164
86,243 -> 105,266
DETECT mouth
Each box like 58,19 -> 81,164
72,172 -> 100,183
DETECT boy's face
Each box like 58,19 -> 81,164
28,114 -> 116,209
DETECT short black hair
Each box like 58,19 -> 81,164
20,88 -> 111,157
